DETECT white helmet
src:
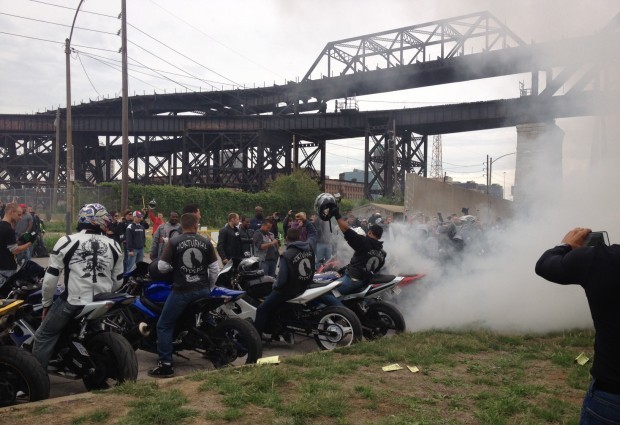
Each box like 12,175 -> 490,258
77,203 -> 110,228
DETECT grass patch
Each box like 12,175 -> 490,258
71,410 -> 110,425
121,389 -> 196,425
3,329 -> 595,425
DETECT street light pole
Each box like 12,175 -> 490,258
65,0 -> 85,235
488,152 -> 516,197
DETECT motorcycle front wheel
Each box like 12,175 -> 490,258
209,318 -> 263,367
314,306 -> 362,351
82,332 -> 138,390
362,301 -> 406,340
0,345 -> 50,407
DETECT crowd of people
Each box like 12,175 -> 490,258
5,196 -> 618,423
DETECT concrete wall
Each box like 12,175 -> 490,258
404,173 -> 514,223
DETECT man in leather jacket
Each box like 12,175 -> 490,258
535,227 -> 620,423
32,203 -> 123,370
217,213 -> 242,265
253,220 -> 316,341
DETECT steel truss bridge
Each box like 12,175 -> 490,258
1,11 -> 619,197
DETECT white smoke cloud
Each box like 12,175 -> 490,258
378,109 -> 620,333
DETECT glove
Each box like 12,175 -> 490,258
330,205 -> 341,220
18,230 -> 37,244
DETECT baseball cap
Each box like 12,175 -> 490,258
19,203 -> 26,209
133,210 -> 143,218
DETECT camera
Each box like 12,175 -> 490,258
585,231 -> 609,247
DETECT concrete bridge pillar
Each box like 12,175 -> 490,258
513,122 -> 564,210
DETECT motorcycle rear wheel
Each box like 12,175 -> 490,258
362,301 -> 406,340
0,345 -> 50,406
82,332 -> 138,390
209,318 -> 263,367
314,306 -> 362,351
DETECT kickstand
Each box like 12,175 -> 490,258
174,352 -> 190,361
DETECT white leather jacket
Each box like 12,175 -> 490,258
41,230 -> 124,308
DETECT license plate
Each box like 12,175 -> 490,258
73,341 -> 90,357
392,286 -> 402,295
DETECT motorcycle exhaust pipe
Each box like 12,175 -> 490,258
138,322 -> 150,336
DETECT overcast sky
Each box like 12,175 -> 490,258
1,0 -> 618,199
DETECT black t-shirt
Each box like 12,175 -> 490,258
0,221 -> 18,270
160,232 -> 218,292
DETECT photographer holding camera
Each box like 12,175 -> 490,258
535,227 -> 620,423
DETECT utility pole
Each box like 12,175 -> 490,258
120,0 -> 129,213
65,0 -> 84,235
486,155 -> 490,194
52,108 -> 60,221
392,118 -> 397,195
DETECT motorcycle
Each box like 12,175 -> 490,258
10,292 -> 139,391
106,262 -> 263,367
1,260 -> 61,333
0,299 -> 50,406
313,271 -> 412,340
215,257 -> 363,350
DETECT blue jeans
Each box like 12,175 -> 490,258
254,290 -> 289,335
32,298 -> 83,369
320,273 -> 365,306
261,259 -> 277,278
315,243 -> 332,270
16,246 -> 32,265
580,379 -> 620,424
125,248 -> 144,274
156,286 -> 213,364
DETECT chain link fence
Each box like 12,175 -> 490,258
0,185 -> 119,220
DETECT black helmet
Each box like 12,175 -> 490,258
148,261 -> 173,282
315,193 -> 337,221
238,257 -> 264,277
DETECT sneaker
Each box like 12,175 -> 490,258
148,361 -> 174,378
281,332 -> 295,345
261,333 -> 273,342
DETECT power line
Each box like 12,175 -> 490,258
0,30 -> 64,46
76,52 -> 101,97
127,22 -> 241,88
147,0 -> 286,80
27,0 -> 118,19
0,12 -> 118,36
78,50 -> 233,88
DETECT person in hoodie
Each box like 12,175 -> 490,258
320,203 -> 387,306
149,211 -> 180,262
253,219 -> 316,340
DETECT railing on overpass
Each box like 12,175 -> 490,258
302,11 -> 526,81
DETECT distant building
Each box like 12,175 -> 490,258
324,178 -> 365,200
451,180 -> 504,199
337,168 -> 381,199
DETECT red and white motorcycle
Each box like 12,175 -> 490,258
314,271 -> 420,340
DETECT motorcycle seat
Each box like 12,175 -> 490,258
94,292 -> 126,301
308,280 -> 338,289
368,274 -> 396,284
